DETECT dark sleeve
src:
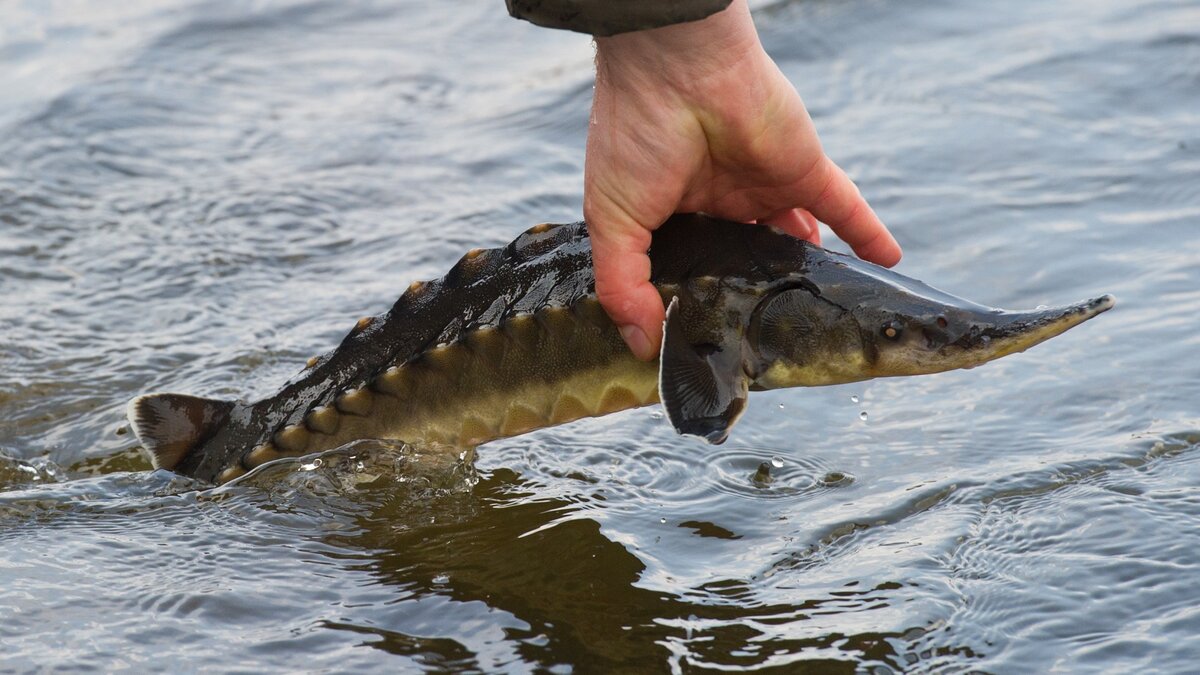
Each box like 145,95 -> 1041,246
506,0 -> 734,37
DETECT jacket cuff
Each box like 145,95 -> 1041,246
507,0 -> 734,37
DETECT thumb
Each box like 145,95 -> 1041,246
584,203 -> 664,361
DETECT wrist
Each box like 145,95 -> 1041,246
594,0 -> 762,87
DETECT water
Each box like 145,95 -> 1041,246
2,0 -> 1198,671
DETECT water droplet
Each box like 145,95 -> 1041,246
777,403 -> 785,409
850,395 -> 860,404
659,517 -> 667,524
771,456 -> 784,468
859,411 -> 869,421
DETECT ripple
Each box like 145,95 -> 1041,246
703,445 -> 856,501
225,439 -> 477,500
0,450 -> 66,491
2,0 -> 1200,671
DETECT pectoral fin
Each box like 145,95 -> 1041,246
658,296 -> 749,444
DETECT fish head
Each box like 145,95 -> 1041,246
657,242 -> 1115,445
746,252 -> 1116,389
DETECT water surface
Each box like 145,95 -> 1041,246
2,0 -> 1199,672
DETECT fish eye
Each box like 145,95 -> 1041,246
937,316 -> 949,328
881,321 -> 903,340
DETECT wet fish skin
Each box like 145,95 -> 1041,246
127,214 -> 1114,484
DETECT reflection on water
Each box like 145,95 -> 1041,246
2,0 -> 1200,671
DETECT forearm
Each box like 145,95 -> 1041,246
506,0 -> 733,37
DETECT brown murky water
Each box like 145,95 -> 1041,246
2,0 -> 1199,671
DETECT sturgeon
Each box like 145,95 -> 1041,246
127,214 -> 1114,485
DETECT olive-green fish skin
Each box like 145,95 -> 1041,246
127,214 -> 1114,484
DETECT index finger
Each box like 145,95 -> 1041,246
802,156 -> 902,267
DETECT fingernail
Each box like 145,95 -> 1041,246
619,324 -> 654,361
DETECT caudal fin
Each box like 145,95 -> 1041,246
126,393 -> 235,470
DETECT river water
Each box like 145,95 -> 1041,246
1,0 -> 1198,672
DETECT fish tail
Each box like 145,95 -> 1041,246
126,393 -> 234,470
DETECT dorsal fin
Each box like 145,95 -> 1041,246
126,394 -> 235,470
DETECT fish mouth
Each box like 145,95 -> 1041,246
876,294 -> 1116,377
962,294 -> 1116,358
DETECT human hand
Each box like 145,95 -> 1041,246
585,0 -> 902,360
